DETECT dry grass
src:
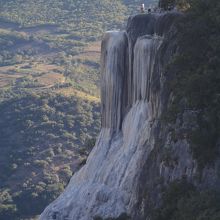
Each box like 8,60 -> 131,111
57,87 -> 100,102
0,62 -> 65,88
74,41 -> 101,62
86,41 -> 101,53
0,28 -> 27,37
37,72 -> 65,87
0,73 -> 21,87
0,60 -> 101,103
33,63 -> 63,72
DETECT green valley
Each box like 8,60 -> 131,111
0,0 -> 157,219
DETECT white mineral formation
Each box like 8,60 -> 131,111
40,12 -> 220,220
40,13 -> 164,219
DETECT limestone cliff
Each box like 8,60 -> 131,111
40,12 -> 220,220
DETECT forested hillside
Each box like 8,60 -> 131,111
0,93 -> 101,219
1,0 -> 219,219
0,0 -> 157,219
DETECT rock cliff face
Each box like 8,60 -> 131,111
40,12 -> 220,220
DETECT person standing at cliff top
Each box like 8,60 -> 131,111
140,3 -> 153,14
140,3 -> 145,13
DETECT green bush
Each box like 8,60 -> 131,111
166,0 -> 220,168
153,180 -> 220,220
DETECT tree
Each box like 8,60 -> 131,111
159,0 -> 190,10
176,0 -> 190,10
159,0 -> 176,10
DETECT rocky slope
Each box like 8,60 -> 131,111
40,12 -> 220,220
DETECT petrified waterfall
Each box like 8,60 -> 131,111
101,31 -> 128,133
40,12 -> 218,220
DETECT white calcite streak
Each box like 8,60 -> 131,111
101,31 -> 128,133
133,35 -> 162,104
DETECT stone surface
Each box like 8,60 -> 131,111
40,12 -> 220,220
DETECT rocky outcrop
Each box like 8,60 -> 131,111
40,12 -> 220,220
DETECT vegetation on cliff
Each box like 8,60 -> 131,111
167,0 -> 220,168
153,180 -> 220,220
159,0 -> 190,10
158,1 -> 220,218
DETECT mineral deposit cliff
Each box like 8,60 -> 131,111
40,12 -> 220,220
